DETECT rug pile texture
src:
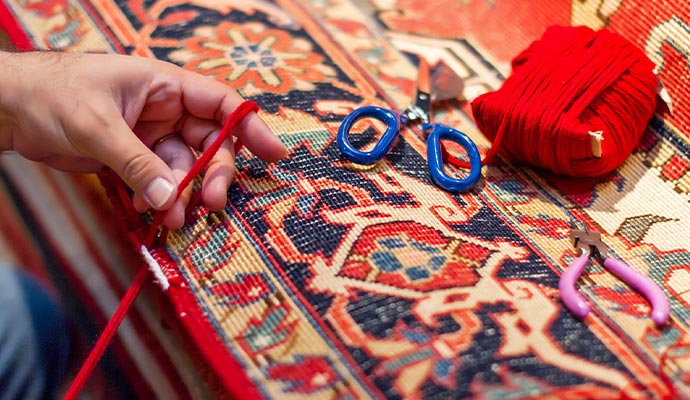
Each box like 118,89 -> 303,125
1,1 -> 689,399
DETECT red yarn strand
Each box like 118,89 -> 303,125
64,100 -> 259,400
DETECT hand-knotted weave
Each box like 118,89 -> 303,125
1,1 -> 689,399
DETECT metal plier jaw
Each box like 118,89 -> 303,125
570,223 -> 608,261
559,219 -> 670,326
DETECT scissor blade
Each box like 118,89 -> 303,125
413,58 -> 432,116
430,61 -> 465,102
417,57 -> 431,96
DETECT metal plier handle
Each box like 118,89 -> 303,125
559,219 -> 670,326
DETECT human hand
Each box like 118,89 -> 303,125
0,51 -> 286,228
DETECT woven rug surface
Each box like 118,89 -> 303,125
2,1 -> 690,399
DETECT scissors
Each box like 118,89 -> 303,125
337,59 -> 482,192
559,218 -> 670,326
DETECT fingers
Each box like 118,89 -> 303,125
173,69 -> 287,162
134,124 -> 233,227
91,62 -> 288,230
235,111 -> 287,163
132,134 -> 197,229
177,115 -> 236,211
67,102 -> 178,211
200,131 -> 235,211
152,136 -> 196,229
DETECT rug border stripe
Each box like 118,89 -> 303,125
0,1 -> 33,50
99,171 -> 263,400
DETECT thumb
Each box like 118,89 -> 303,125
70,106 -> 178,210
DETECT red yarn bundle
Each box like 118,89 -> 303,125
468,25 -> 658,177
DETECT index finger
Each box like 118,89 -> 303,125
170,67 -> 287,163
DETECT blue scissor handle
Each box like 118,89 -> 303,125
337,106 -> 400,165
426,124 -> 482,192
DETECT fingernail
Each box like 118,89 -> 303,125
143,177 -> 175,209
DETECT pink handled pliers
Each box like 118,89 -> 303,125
559,218 -> 670,326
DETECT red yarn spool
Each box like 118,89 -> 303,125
466,25 -> 658,177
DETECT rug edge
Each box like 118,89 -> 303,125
98,172 -> 263,400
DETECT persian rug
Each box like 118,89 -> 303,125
1,1 -> 689,399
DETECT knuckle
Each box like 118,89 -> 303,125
121,152 -> 153,187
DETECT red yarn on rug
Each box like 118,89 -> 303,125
456,25 -> 658,177
64,100 -> 260,400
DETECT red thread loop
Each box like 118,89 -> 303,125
64,100 -> 259,400
451,25 -> 658,177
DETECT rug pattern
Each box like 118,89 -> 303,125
3,0 -> 690,399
